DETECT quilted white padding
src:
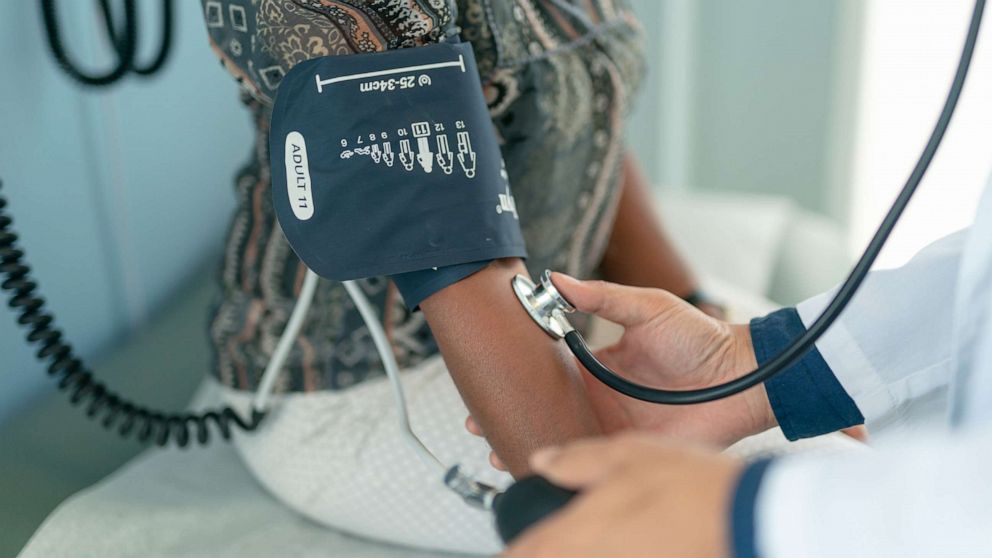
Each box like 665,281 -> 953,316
218,356 -> 511,555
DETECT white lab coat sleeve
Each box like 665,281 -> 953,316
795,231 -> 967,428
755,425 -> 992,558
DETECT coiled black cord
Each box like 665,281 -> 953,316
567,0 -> 986,405
0,181 -> 264,446
40,0 -> 175,87
128,0 -> 175,76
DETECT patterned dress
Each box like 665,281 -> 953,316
200,0 -> 644,393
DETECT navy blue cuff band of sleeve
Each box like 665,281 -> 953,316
391,260 -> 492,310
750,307 -> 864,441
731,458 -> 775,558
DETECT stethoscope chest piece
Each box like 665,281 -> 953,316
512,270 -> 575,340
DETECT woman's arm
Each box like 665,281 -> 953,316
419,258 -> 601,477
206,4 -> 601,477
419,154 -> 700,476
598,153 -> 701,299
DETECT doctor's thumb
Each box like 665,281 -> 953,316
551,273 -> 678,327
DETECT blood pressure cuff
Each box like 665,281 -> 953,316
269,41 -> 526,307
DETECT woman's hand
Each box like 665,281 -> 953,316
468,274 -> 776,470
502,434 -> 742,558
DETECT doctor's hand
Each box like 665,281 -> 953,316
501,434 -> 742,558
552,275 -> 867,443
467,274 -> 775,470
551,274 -> 774,445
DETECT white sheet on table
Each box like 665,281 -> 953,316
19,384 -> 475,558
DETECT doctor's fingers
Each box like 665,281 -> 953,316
551,273 -> 683,327
465,415 -> 482,436
463,416 -> 508,470
529,433 -> 664,489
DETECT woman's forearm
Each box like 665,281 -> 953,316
599,153 -> 698,296
420,258 -> 601,477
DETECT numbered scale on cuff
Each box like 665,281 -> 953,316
269,41 -> 527,282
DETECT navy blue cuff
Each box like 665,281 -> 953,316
730,458 -> 774,558
750,308 -> 864,441
391,260 -> 492,310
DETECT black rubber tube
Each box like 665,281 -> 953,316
130,0 -> 175,76
40,0 -> 135,87
39,0 -> 175,87
0,181 -> 265,446
567,0 -> 986,405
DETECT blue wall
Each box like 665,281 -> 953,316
0,3 -> 251,422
